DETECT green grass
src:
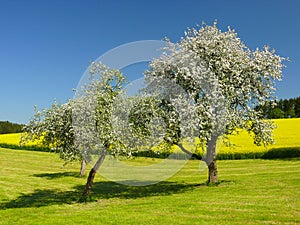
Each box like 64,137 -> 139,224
0,147 -> 299,224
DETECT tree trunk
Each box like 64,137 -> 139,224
208,159 -> 218,183
82,149 -> 107,199
80,159 -> 86,176
205,136 -> 219,184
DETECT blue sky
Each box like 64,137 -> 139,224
1,0 -> 299,123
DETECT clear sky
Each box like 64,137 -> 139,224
1,0 -> 299,123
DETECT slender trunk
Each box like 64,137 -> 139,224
205,136 -> 219,184
80,159 -> 86,177
82,149 -> 107,199
208,159 -> 218,183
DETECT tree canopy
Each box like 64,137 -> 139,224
146,22 -> 286,183
22,22 -> 286,191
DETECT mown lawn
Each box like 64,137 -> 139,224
0,148 -> 299,224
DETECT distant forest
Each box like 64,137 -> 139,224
0,121 -> 24,134
256,96 -> 300,119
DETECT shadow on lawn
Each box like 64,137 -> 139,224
33,172 -> 81,179
0,180 -> 198,209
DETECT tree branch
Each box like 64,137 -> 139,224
176,143 -> 201,160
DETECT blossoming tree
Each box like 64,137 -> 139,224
146,22 -> 286,183
21,101 -> 89,175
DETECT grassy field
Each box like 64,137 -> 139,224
0,147 -> 299,224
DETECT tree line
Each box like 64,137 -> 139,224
255,96 -> 300,119
0,121 -> 24,134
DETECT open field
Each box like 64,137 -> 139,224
0,147 -> 299,224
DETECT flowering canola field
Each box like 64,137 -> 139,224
0,133 -> 22,145
0,133 -> 41,146
218,118 -> 300,155
0,118 -> 299,155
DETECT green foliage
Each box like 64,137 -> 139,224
131,147 -> 300,160
256,96 -> 300,119
0,143 -> 51,152
270,107 -> 285,119
0,121 -> 23,134
261,147 -> 300,159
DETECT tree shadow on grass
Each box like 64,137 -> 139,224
0,181 -> 198,209
33,172 -> 81,179
91,181 -> 199,199
0,189 -> 79,209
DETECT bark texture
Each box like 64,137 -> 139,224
205,136 -> 219,184
82,149 -> 107,198
208,159 -> 218,183
80,159 -> 86,177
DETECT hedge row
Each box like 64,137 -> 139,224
0,143 -> 299,160
0,143 -> 52,152
132,147 -> 300,160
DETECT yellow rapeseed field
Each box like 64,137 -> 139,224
0,133 -> 22,145
0,133 -> 41,146
0,118 -> 299,155
218,118 -> 300,155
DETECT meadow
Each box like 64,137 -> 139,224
0,118 -> 299,224
0,147 -> 299,225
